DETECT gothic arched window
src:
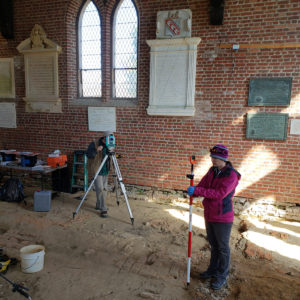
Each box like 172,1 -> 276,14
78,1 -> 102,97
112,0 -> 138,99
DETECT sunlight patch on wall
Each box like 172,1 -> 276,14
236,145 -> 279,193
240,195 -> 277,215
194,154 -> 212,179
166,208 -> 206,230
232,108 -> 258,126
280,94 -> 300,117
243,230 -> 300,261
232,114 -> 246,126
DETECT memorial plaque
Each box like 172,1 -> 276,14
88,107 -> 116,132
0,58 -> 15,98
17,24 -> 62,113
0,102 -> 16,128
246,113 -> 288,140
248,78 -> 292,106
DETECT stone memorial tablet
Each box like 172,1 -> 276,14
17,24 -> 62,113
248,78 -> 292,106
0,58 -> 15,98
246,113 -> 288,140
0,102 -> 16,128
88,107 -> 116,132
290,119 -> 300,135
146,37 -> 201,116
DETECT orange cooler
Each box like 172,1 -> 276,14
47,155 -> 67,168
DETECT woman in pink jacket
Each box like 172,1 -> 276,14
187,144 -> 241,290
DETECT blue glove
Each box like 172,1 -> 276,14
187,186 -> 195,196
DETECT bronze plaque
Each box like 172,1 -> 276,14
248,78 -> 292,106
246,113 -> 288,140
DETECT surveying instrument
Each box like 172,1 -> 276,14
73,134 -> 134,225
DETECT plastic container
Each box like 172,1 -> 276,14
2,153 -> 16,162
21,154 -> 37,167
20,245 -> 45,273
34,190 -> 51,212
47,155 -> 67,168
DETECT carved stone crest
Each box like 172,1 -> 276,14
156,9 -> 192,39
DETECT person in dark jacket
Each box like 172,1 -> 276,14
87,134 -> 111,218
187,144 -> 241,290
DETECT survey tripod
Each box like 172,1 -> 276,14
73,136 -> 134,225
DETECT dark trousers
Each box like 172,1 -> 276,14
205,221 -> 233,280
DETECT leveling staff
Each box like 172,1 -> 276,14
87,135 -> 111,218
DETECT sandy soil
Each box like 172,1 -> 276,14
0,187 -> 300,300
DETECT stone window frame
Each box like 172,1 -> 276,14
73,0 -> 139,107
77,0 -> 102,98
111,0 -> 139,100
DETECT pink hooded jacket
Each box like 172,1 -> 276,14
193,162 -> 241,223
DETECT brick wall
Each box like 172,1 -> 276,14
0,0 -> 299,203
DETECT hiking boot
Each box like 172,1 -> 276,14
199,270 -> 216,279
211,277 -> 227,290
100,211 -> 108,218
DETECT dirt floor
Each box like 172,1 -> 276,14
0,186 -> 300,300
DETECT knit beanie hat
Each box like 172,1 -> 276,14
210,144 -> 228,161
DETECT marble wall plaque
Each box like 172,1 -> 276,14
146,37 -> 201,116
290,119 -> 300,135
0,102 -> 16,128
0,58 -> 15,98
246,113 -> 288,140
27,55 -> 55,96
17,24 -> 62,113
88,107 -> 116,132
248,78 -> 292,106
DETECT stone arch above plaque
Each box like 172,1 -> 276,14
17,24 -> 62,113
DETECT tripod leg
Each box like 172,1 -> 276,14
111,154 -> 134,225
113,174 -> 119,206
73,155 -> 109,219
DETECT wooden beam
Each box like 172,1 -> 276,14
218,43 -> 300,49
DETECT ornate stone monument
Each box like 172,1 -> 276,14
17,24 -> 62,113
147,9 -> 200,116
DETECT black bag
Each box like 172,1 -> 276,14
0,178 -> 25,203
86,141 -> 97,159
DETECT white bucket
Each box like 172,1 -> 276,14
20,245 -> 45,273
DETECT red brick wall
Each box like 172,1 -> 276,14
0,0 -> 299,203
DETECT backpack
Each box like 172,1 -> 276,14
0,178 -> 25,203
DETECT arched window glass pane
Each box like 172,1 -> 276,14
113,0 -> 138,98
79,1 -> 101,97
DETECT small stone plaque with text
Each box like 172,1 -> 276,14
246,113 -> 288,140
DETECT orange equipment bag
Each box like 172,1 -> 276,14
47,155 -> 67,168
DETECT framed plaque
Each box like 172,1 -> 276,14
88,107 -> 116,132
246,113 -> 288,140
17,24 -> 62,113
248,78 -> 292,106
0,58 -> 15,98
0,102 -> 16,128
146,37 -> 201,116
